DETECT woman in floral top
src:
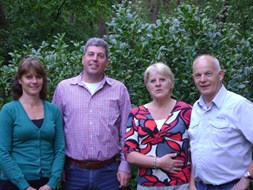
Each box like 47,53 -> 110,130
124,63 -> 192,190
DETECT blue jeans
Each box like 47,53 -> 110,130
0,178 -> 49,190
62,162 -> 120,190
196,181 -> 236,190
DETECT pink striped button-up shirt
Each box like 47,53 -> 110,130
52,73 -> 131,172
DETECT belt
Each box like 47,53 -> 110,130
66,156 -> 117,169
196,178 -> 240,187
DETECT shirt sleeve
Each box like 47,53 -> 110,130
47,105 -> 65,189
52,83 -> 64,112
237,99 -> 253,143
123,110 -> 140,159
118,85 -> 132,173
0,105 -> 30,190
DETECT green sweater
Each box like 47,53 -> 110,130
0,100 -> 65,190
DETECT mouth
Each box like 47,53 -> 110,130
199,85 -> 210,90
155,89 -> 162,93
30,86 -> 40,89
89,64 -> 99,69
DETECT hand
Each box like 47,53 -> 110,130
117,170 -> 131,188
156,153 -> 184,173
231,177 -> 250,190
189,183 -> 197,190
189,173 -> 197,190
61,169 -> 66,182
38,184 -> 52,190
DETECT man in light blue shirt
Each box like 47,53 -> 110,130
189,54 -> 253,190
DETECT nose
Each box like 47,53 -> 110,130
92,54 -> 99,61
155,79 -> 161,86
32,77 -> 37,83
199,74 -> 207,82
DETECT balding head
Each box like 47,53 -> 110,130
193,54 -> 221,73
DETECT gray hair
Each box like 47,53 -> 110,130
83,38 -> 109,58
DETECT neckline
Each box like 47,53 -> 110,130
17,100 -> 45,129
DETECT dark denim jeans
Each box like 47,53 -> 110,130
196,181 -> 237,190
0,177 -> 49,190
62,161 -> 120,190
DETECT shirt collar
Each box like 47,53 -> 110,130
197,84 -> 227,110
69,72 -> 112,87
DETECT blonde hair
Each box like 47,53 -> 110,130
144,62 -> 174,85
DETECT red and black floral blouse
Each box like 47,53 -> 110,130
124,101 -> 192,187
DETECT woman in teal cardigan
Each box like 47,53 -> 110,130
0,56 -> 65,190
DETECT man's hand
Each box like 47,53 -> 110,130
117,170 -> 131,188
231,177 -> 250,190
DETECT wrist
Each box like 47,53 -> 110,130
153,156 -> 157,169
243,171 -> 253,180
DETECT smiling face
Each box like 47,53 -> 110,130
192,55 -> 224,104
146,71 -> 174,100
82,45 -> 109,82
18,71 -> 43,97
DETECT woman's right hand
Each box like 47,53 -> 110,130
156,153 -> 184,173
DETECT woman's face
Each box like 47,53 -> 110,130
146,71 -> 173,100
18,71 -> 43,97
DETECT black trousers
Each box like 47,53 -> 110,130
0,177 -> 49,190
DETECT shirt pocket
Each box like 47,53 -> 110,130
97,99 -> 120,124
108,99 -> 120,125
208,118 -> 231,142
188,120 -> 200,140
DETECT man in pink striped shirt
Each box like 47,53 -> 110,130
52,37 -> 132,190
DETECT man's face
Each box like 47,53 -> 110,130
192,57 -> 224,103
82,45 -> 108,80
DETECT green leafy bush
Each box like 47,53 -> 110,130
0,33 -> 83,107
105,3 -> 253,107
0,4 -> 253,189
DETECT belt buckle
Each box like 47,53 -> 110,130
85,161 -> 100,169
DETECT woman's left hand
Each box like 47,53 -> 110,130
38,184 -> 52,190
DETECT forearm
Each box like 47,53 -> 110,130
246,161 -> 253,175
127,151 -> 156,169
189,167 -> 197,190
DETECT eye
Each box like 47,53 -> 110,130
206,71 -> 213,76
36,75 -> 43,80
150,79 -> 155,83
98,53 -> 106,59
25,75 -> 33,79
87,52 -> 94,57
194,73 -> 201,79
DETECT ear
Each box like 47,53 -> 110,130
81,55 -> 85,64
145,83 -> 150,93
218,70 -> 224,81
105,58 -> 109,67
171,82 -> 174,91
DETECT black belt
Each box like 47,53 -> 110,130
196,178 -> 240,187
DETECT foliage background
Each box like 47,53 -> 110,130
1,1 -> 253,189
